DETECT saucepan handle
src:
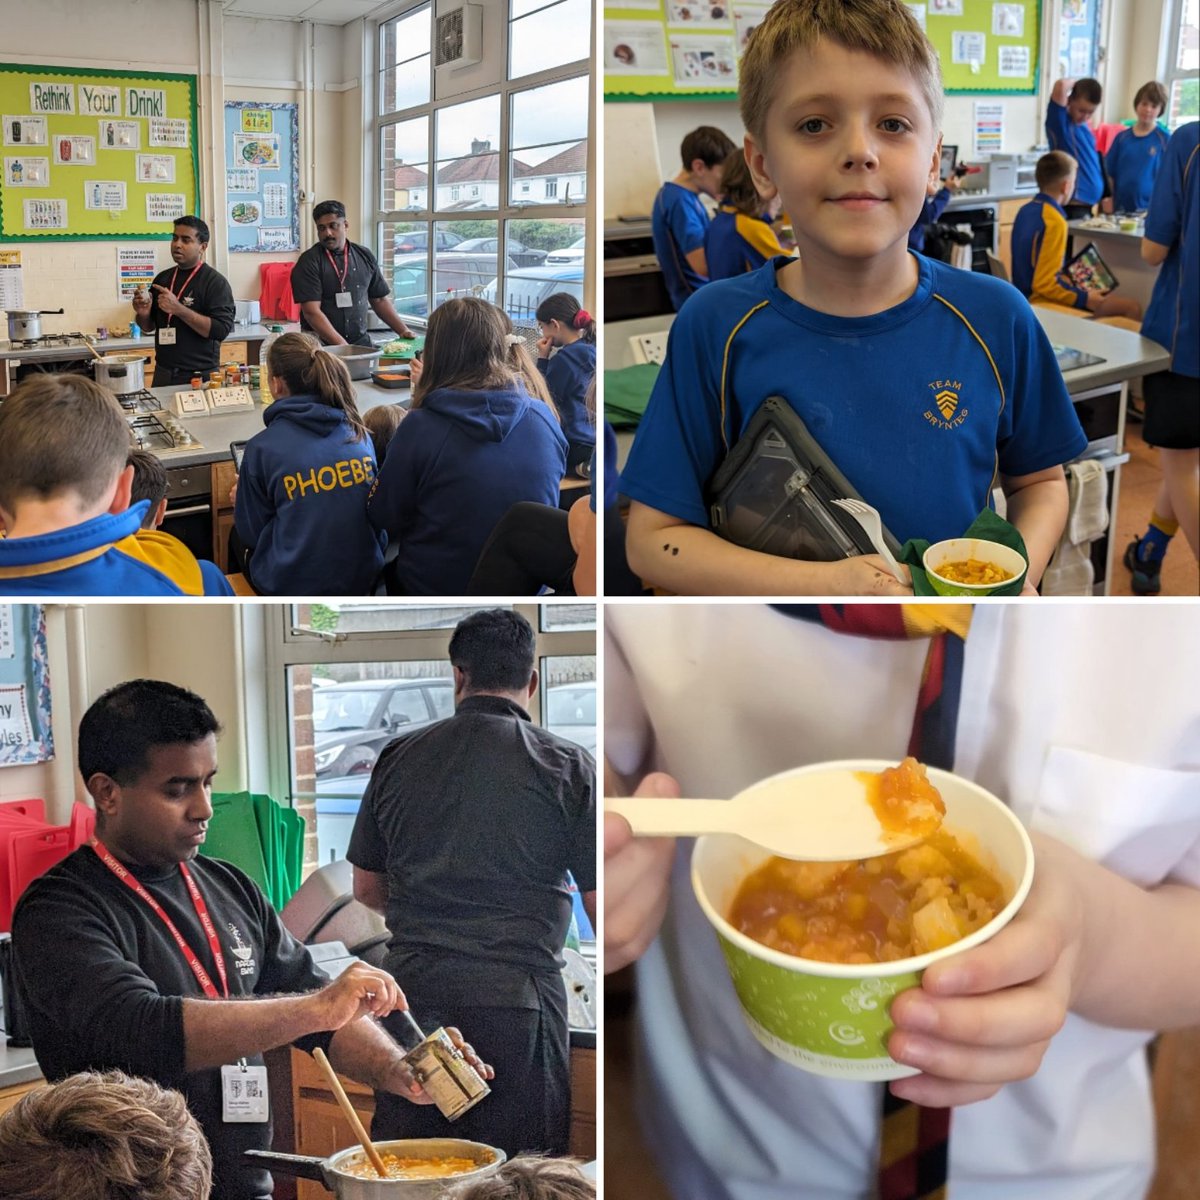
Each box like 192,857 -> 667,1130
243,1148 -> 332,1184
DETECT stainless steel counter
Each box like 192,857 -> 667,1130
144,376 -> 411,469
0,1002 -> 41,1089
1033,308 -> 1169,392
0,322 -> 300,363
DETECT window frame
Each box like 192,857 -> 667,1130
1159,0 -> 1199,130
368,0 -> 595,322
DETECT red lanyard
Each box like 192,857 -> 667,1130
325,245 -> 350,290
92,840 -> 229,1000
165,261 -> 204,326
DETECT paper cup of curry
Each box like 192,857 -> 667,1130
923,538 -> 1028,596
691,760 -> 1034,1081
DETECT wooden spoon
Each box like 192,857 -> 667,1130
605,764 -> 940,861
311,1047 -> 389,1179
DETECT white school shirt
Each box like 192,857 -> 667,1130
605,604 -> 1200,1200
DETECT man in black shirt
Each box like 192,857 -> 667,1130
133,216 -> 236,386
348,610 -> 596,1158
11,680 -> 491,1200
290,199 -> 415,346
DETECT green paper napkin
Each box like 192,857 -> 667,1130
603,363 -> 660,428
900,509 -> 1029,596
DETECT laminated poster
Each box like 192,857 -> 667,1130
3,115 -> 47,145
148,117 -> 189,148
98,120 -> 140,150
229,200 -> 262,228
992,3 -> 1024,37
258,226 -> 293,251
117,245 -> 156,302
262,183 -> 288,220
732,4 -> 771,51
952,31 -> 986,67
52,135 -> 96,165
84,180 -> 126,210
137,154 -> 175,183
146,192 -> 185,222
227,167 -> 258,192
0,605 -> 55,768
0,249 -> 23,308
23,198 -> 67,228
234,134 -> 279,170
605,21 -> 670,74
669,34 -> 737,87
666,2 -> 733,29
905,4 -> 927,30
5,157 -> 49,187
998,45 -> 1030,78
929,0 -> 964,13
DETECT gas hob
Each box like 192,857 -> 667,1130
127,410 -> 200,454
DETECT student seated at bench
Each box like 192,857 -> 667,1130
233,331 -> 384,595
0,376 -> 232,596
368,297 -> 567,595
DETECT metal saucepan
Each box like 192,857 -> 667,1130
93,353 -> 150,395
245,1138 -> 506,1199
323,342 -> 384,380
6,308 -> 65,341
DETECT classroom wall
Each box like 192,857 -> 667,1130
607,0 -> 1174,221
0,604 -> 254,824
1,0 -> 357,337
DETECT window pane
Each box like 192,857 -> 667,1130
510,0 -> 590,79
539,655 -> 596,755
291,660 -> 453,866
434,219 -> 500,309
380,219 -> 430,320
436,96 -> 502,213
510,79 -> 587,208
380,117 -> 429,213
1177,0 -> 1198,69
379,7 -> 431,114
540,603 -> 596,631
292,603 -> 507,634
1170,82 -> 1199,128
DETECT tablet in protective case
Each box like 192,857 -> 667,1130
707,395 -> 901,562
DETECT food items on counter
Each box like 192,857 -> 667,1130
341,1152 -> 489,1180
190,375 -> 203,389
729,759 -> 1004,964
934,558 -> 1013,586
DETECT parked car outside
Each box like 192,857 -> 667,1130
391,250 -> 516,316
544,680 -> 596,754
456,236 -> 547,269
313,678 -> 454,779
481,263 -> 584,321
545,236 -> 586,265
393,228 -> 463,257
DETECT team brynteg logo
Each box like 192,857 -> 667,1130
923,379 -> 969,430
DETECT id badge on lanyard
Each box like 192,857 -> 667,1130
158,327 -> 177,345
327,246 -> 354,310
221,1061 -> 270,1123
335,290 -> 353,308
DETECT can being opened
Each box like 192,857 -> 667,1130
396,1012 -> 490,1121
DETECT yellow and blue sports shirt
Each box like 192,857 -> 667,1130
705,204 -> 790,281
0,502 -> 233,596
621,252 -> 1088,547
1011,193 -> 1090,311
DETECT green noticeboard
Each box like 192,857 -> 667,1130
0,62 -> 199,241
603,1 -> 1041,101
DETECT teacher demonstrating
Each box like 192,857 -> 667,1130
133,216 -> 235,387
291,199 -> 415,346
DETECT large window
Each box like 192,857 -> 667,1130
373,1 -> 591,329
1162,0 -> 1199,129
265,603 -> 596,873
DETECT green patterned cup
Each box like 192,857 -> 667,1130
691,762 -> 1035,1081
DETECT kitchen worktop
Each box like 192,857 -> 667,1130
0,1000 -> 41,1089
143,373 -> 411,469
1033,307 -> 1169,393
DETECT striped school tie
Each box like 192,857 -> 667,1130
772,603 -> 972,1200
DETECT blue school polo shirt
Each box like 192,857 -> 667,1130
1046,100 -> 1104,206
652,182 -> 710,310
621,253 -> 1087,547
1105,125 -> 1171,213
1142,122 -> 1199,379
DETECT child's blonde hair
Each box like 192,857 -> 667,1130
739,0 -> 944,144
1036,150 -> 1077,193
363,402 -> 406,464
0,375 -> 129,514
448,1156 -> 595,1200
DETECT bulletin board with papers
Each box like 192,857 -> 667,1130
0,606 -> 54,769
603,0 -> 1040,100
224,101 -> 300,253
0,63 -> 198,241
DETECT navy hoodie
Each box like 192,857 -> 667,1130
234,394 -> 384,595
537,339 -> 596,450
368,382 -> 567,595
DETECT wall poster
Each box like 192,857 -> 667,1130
224,101 -> 299,253
0,605 -> 54,768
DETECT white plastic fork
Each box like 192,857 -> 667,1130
831,498 -> 906,583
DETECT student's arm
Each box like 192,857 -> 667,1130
1050,78 -> 1072,108
1142,238 -> 1170,266
999,465 -> 1069,592
887,832 -> 1200,1107
626,501 -> 912,596
299,300 -> 346,345
685,246 -> 708,276
1032,216 -> 1090,308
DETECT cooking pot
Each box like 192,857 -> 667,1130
6,308 -> 65,341
245,1138 -> 505,1199
93,353 -> 149,395
324,341 -> 384,381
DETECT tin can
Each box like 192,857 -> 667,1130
96,326 -> 108,340
226,365 -> 241,386
240,366 -> 250,385
249,366 -> 261,388
190,375 -> 203,389
403,1027 -> 491,1121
